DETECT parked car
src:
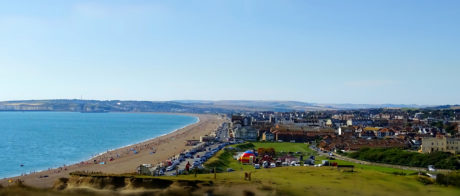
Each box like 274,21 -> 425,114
263,161 -> 269,168
304,159 -> 315,166
428,165 -> 436,172
254,164 -> 261,169
270,163 -> 276,168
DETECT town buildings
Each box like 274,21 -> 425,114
233,126 -> 258,141
421,135 -> 460,154
229,108 -> 459,152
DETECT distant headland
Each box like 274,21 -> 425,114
0,99 -> 456,113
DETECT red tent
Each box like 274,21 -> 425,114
239,151 -> 255,163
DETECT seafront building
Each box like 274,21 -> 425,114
233,126 -> 258,141
421,136 -> 460,154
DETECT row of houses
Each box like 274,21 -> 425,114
230,111 -> 460,154
319,135 -> 408,151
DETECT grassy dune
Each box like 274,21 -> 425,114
162,166 -> 460,196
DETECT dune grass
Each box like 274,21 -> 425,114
164,166 -> 460,196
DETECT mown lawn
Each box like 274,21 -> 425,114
250,142 -> 315,155
205,142 -> 316,171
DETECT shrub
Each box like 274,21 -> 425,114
391,171 -> 406,176
347,148 -> 460,169
416,176 -> 434,185
436,172 -> 460,188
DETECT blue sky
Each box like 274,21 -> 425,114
0,0 -> 459,105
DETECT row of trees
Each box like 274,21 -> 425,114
347,147 -> 460,170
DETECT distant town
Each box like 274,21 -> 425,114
229,109 -> 460,153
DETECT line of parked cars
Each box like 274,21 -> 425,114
254,161 -> 277,169
158,142 -> 231,176
253,155 -> 322,169
156,143 -> 207,175
194,142 -> 230,169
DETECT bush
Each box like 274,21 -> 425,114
436,172 -> 460,188
416,176 -> 434,185
391,171 -> 406,176
347,148 -> 460,169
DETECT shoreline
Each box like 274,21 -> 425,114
83,114 -> 200,165
0,113 -> 226,188
0,112 -> 200,179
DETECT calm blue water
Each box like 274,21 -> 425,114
0,112 -> 198,178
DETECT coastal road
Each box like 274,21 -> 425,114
164,142 -> 224,176
215,123 -> 229,142
164,122 -> 229,176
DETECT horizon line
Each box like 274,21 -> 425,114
0,98 -> 456,107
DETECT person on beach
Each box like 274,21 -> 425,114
186,162 -> 191,172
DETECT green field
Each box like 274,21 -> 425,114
164,166 -> 460,196
198,142 -> 460,195
207,142 -> 416,175
314,156 -> 417,175
250,142 -> 315,154
205,142 -> 316,171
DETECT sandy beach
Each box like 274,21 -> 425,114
0,113 -> 226,188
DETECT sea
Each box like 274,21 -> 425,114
0,112 -> 198,178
